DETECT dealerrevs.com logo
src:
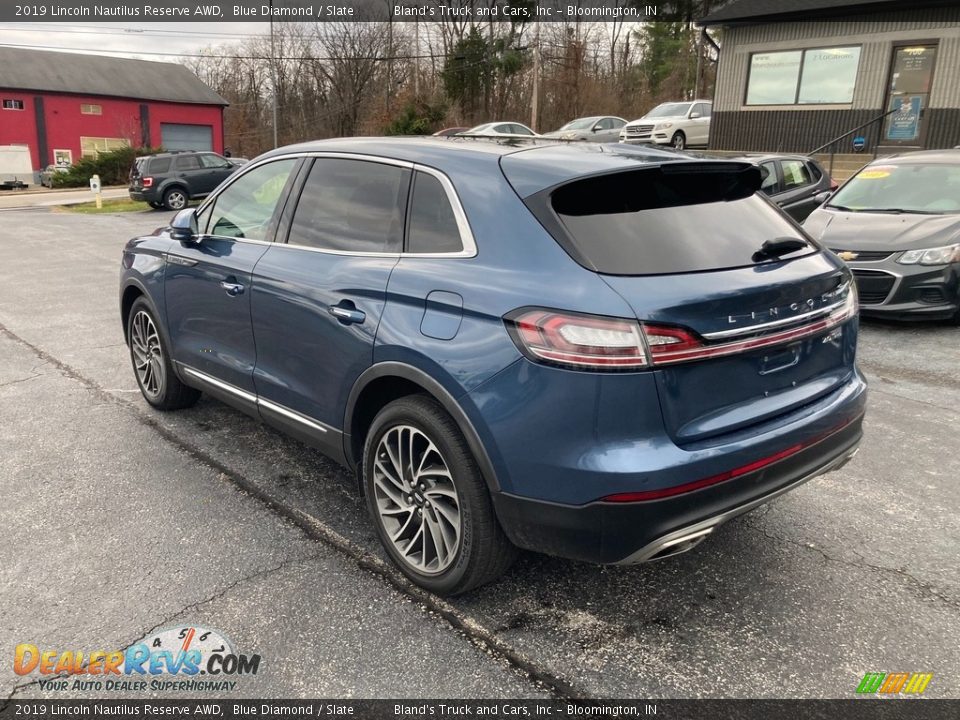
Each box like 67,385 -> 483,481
14,626 -> 261,693
856,672 -> 933,697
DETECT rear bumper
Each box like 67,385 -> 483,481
128,188 -> 158,203
492,412 -> 863,565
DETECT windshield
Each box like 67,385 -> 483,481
645,103 -> 692,119
828,163 -> 960,214
560,118 -> 598,131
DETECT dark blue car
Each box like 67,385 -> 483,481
120,138 -> 866,594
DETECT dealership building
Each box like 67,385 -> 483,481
701,0 -> 960,154
0,47 -> 227,182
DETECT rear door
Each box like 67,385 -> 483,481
164,158 -> 299,393
776,158 -> 824,222
250,156 -> 410,442
523,162 -> 857,445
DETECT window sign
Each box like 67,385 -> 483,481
746,51 -> 802,105
798,47 -> 861,104
886,96 -> 922,141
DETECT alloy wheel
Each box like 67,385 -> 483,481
372,424 -> 461,575
130,310 -> 164,400
166,190 -> 187,210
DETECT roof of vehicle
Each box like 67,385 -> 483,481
727,153 -> 819,163
867,149 -> 960,165
259,137 -> 752,197
0,47 -> 229,106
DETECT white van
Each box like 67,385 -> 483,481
0,145 -> 34,189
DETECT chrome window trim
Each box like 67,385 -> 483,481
196,151 -> 477,259
180,365 -> 336,435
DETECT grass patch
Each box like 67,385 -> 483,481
56,198 -> 152,214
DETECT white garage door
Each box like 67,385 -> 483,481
160,123 -> 213,151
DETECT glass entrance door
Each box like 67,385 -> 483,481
884,44 -> 937,146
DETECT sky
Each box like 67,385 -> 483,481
0,22 -> 272,60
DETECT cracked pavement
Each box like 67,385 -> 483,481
0,209 -> 958,700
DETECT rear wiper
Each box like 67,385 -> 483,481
753,237 -> 809,261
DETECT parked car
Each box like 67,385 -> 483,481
804,150 -> 960,323
40,164 -> 69,188
620,101 -> 712,150
120,138 -> 865,594
433,127 -> 470,137
459,122 -> 538,138
541,116 -> 627,143
129,151 -> 239,210
737,154 -> 837,223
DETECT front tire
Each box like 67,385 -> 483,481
127,298 -> 200,410
363,395 -> 516,595
671,131 -> 686,150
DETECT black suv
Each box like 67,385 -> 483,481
129,151 -> 239,210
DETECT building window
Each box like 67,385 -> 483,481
2,99 -> 24,110
80,104 -> 102,115
746,46 -> 861,105
80,136 -> 128,158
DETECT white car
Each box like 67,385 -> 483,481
459,122 -> 538,139
620,101 -> 712,150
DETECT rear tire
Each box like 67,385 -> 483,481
162,187 -> 188,211
127,298 -> 200,411
148,201 -> 163,210
363,395 -> 516,595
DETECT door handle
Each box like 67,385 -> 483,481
328,305 -> 365,324
220,280 -> 245,296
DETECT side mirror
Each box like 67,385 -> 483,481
591,126 -> 601,132
169,208 -> 199,243
813,191 -> 833,204
689,112 -> 702,119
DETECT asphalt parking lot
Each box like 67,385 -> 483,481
1,208 -> 958,701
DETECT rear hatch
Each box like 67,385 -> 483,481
512,158 -> 857,445
129,157 -> 147,190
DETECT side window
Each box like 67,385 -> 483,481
699,103 -> 712,117
407,172 -> 463,254
200,153 -> 230,169
287,159 -> 409,253
781,159 -> 812,191
148,157 -> 171,174
596,118 -> 614,130
611,118 -> 626,129
759,161 -> 780,195
174,154 -> 200,171
205,159 -> 297,241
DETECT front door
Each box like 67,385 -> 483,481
883,44 -> 938,148
164,158 -> 299,393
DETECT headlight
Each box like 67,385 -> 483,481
654,122 -> 673,130
560,132 -> 577,140
897,244 -> 960,266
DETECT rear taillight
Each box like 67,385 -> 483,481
829,179 -> 839,190
142,177 -> 154,188
506,310 -> 648,369
505,286 -> 857,372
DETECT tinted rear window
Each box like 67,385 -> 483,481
547,166 -> 814,275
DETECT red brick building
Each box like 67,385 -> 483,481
0,47 -> 228,182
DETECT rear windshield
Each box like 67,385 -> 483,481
547,166 -> 815,275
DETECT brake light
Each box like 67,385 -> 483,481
505,286 -> 856,372
506,310 -> 648,369
142,177 -> 154,188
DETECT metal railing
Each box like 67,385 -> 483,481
808,107 -> 899,176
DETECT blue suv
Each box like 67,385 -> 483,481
120,138 -> 866,595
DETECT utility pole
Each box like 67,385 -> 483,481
531,22 -> 541,131
414,19 -> 420,99
269,0 -> 278,148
